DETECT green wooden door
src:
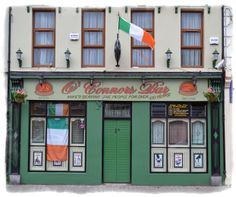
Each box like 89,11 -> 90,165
103,120 -> 130,183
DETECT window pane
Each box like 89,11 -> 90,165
70,102 -> 86,116
132,12 -> 153,29
83,48 -> 103,65
35,12 -> 55,28
84,32 -> 103,46
83,11 -> 104,28
181,49 -> 201,66
34,48 -> 54,65
169,121 -> 188,145
151,103 -> 166,117
35,32 -> 54,45
47,103 -> 69,116
182,32 -> 200,46
31,119 -> 45,144
152,121 -> 165,144
132,49 -> 152,66
191,105 -> 206,117
71,118 -> 85,144
192,121 -> 205,145
181,13 -> 201,29
104,103 -> 131,118
31,102 -> 46,116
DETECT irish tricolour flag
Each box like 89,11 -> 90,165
47,118 -> 68,161
118,16 -> 155,49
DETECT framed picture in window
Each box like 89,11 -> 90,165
33,151 -> 43,166
193,153 -> 204,168
174,153 -> 183,168
73,152 -> 82,167
53,161 -> 62,166
154,153 -> 164,168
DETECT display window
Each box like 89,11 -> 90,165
29,101 -> 86,172
150,102 -> 207,173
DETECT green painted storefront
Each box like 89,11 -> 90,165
8,75 -> 225,185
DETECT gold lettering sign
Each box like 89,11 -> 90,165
168,104 -> 189,117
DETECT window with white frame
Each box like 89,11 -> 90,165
151,103 -> 207,173
29,101 -> 86,172
33,10 -> 55,67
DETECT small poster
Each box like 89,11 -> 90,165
53,161 -> 62,166
73,152 -> 82,167
33,151 -> 43,166
174,153 -> 183,168
168,104 -> 189,117
154,153 -> 163,168
193,153 -> 203,168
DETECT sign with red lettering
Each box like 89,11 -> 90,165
25,78 -> 208,101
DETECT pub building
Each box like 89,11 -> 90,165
7,5 -> 233,186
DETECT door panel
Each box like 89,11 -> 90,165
104,120 -> 130,183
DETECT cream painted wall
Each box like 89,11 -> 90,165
10,5 -> 223,72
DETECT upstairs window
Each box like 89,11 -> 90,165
181,11 -> 203,67
33,10 -> 55,67
82,10 -> 105,67
131,10 -> 154,67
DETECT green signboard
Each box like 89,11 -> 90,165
24,79 -> 208,101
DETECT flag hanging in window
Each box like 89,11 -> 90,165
48,103 -> 69,116
47,118 -> 68,161
118,16 -> 155,49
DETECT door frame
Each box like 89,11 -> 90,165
102,102 -> 132,183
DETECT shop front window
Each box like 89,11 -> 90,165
150,103 -> 207,173
29,101 -> 86,172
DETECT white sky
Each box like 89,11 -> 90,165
0,0 -> 235,197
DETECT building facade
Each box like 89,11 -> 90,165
6,5 -> 233,186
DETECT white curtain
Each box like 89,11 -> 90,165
132,12 -> 153,29
34,49 -> 54,65
83,49 -> 103,65
83,12 -> 104,28
34,12 -> 55,65
181,13 -> 201,29
182,32 -> 200,46
35,12 -> 55,28
152,121 -> 164,144
132,49 -> 152,66
181,49 -> 201,66
192,121 -> 204,144
83,12 -> 104,65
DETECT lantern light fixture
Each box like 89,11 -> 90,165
64,48 -> 71,68
165,48 -> 172,68
16,49 -> 23,67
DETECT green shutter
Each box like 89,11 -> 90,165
104,120 -> 130,183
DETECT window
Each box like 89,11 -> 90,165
33,10 -> 55,67
29,101 -> 86,172
131,10 -> 154,67
82,10 -> 105,67
104,103 -> 131,118
181,11 -> 203,67
150,103 -> 207,173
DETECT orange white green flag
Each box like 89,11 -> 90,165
118,16 -> 155,49
47,118 -> 68,161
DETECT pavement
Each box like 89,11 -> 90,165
6,184 -> 230,194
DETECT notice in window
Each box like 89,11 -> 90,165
168,104 -> 189,117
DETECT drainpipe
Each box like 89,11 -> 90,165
221,5 -> 226,182
6,6 -> 12,180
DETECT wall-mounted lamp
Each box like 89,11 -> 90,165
212,49 -> 219,68
16,49 -> 23,68
141,76 -> 146,86
192,76 -> 197,87
64,48 -> 71,68
90,76 -> 94,86
39,76 -> 45,86
165,48 -> 172,68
